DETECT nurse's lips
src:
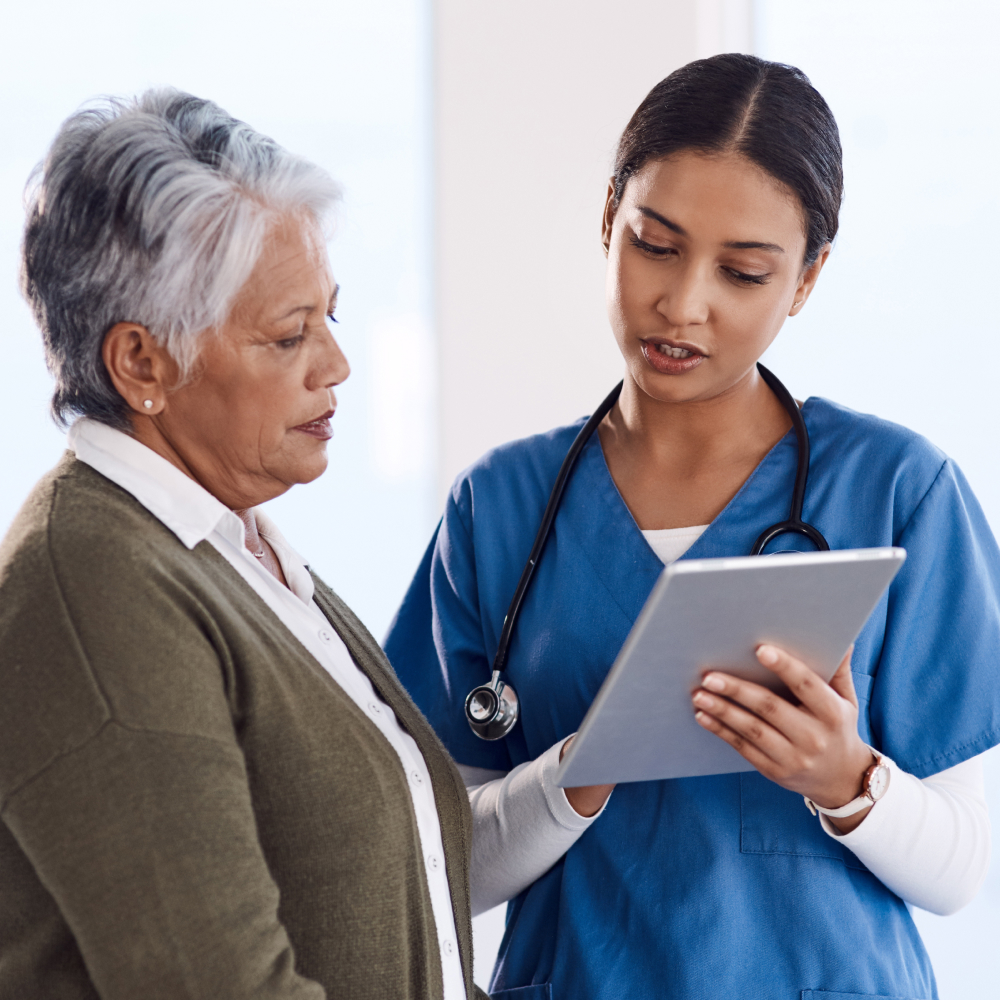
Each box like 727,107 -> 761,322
642,338 -> 706,375
292,410 -> 335,440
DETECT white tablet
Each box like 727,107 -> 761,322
556,547 -> 905,787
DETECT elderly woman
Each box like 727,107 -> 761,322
0,91 -> 481,1000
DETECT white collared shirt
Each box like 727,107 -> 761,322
68,418 -> 467,1000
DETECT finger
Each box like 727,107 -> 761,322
755,644 -> 845,726
700,671 -> 816,746
691,689 -> 792,764
694,709 -> 782,777
826,647 -> 858,708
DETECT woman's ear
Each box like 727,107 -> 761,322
789,244 -> 832,316
601,179 -> 616,257
102,323 -> 177,416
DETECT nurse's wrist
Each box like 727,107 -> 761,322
559,736 -> 615,818
810,744 -> 879,834
559,733 -> 615,819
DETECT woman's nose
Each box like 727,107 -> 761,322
656,262 -> 711,328
312,327 -> 351,391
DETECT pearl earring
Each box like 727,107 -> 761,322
143,400 -> 153,409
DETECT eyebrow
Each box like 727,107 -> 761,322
638,206 -> 687,236
274,284 -> 340,322
637,206 -> 785,254
723,240 -> 785,253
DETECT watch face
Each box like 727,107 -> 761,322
868,763 -> 891,801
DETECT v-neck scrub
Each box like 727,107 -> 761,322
385,396 -> 1000,1000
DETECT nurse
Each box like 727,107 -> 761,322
386,54 -> 999,999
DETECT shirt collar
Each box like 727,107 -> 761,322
255,508 -> 316,604
68,418 -> 243,550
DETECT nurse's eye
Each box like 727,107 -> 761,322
724,267 -> 770,286
629,234 -> 676,258
276,332 -> 306,350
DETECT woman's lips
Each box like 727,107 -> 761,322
641,340 -> 706,375
292,410 -> 335,440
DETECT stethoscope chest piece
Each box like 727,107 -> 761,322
465,670 -> 520,740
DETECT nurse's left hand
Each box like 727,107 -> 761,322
692,645 -> 875,834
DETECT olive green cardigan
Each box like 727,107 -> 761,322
0,454 -> 486,1000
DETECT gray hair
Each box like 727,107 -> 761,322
20,88 -> 342,430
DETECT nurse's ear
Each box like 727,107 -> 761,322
601,179 -> 616,257
788,243 -> 832,316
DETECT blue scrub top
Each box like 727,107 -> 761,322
385,397 -> 1000,1000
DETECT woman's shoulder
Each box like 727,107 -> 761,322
1,452 -> 180,577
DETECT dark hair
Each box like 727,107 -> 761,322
613,53 -> 842,266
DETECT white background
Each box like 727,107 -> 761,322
2,0 -> 999,996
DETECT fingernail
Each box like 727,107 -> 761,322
692,691 -> 713,709
702,673 -> 725,692
694,710 -> 709,725
757,645 -> 778,665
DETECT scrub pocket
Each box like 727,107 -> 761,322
490,987 -> 552,1000
801,992 -> 931,999
740,771 -> 867,870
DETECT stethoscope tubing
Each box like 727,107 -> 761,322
489,379 -> 624,677
468,362 -> 829,740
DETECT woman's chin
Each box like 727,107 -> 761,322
279,446 -> 330,487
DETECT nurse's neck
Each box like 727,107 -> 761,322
597,367 -> 794,531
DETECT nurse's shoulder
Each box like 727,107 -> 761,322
446,418 -> 587,533
806,396 -> 956,518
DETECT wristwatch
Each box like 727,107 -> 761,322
804,747 -> 891,819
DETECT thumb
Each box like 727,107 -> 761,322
828,645 -> 857,707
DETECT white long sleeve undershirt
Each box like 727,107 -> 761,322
461,745 -> 990,918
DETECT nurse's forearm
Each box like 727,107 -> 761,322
819,755 -> 990,915
458,740 -> 608,916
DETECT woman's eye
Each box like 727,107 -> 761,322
276,333 -> 306,349
629,234 -> 675,257
725,268 -> 770,286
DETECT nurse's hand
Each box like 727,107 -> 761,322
692,645 -> 875,834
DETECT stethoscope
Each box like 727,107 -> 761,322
464,363 -> 831,741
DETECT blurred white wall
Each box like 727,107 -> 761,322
0,0 -> 436,641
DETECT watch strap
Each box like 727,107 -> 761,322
803,746 -> 889,819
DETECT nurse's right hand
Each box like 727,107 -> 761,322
559,736 -> 615,817
692,645 -> 876,833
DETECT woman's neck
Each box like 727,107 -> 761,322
234,508 -> 264,555
597,367 -> 793,531
233,508 -> 289,588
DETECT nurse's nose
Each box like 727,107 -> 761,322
655,260 -> 711,329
